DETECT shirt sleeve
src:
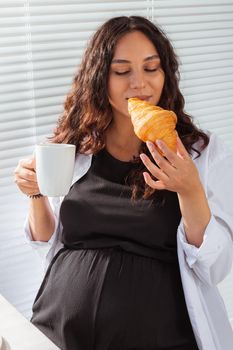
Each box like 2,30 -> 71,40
177,153 -> 233,287
23,196 -> 64,266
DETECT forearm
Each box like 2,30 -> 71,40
28,196 -> 55,242
178,184 -> 211,248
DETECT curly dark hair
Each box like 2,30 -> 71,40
49,15 -> 209,204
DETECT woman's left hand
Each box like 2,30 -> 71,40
140,135 -> 202,196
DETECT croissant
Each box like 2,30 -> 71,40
128,98 -> 177,156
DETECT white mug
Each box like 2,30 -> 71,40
35,143 -> 76,197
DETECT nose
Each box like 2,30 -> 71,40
129,71 -> 146,89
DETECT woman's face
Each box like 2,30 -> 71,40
108,30 -> 165,120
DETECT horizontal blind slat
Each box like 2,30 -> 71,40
154,0 -> 233,6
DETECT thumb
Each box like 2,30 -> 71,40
26,155 -> 36,170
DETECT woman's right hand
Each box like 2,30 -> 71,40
14,156 -> 41,197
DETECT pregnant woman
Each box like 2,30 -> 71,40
14,16 -> 233,350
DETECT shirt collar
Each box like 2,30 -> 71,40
71,152 -> 93,186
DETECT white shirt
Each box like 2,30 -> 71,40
24,130 -> 233,350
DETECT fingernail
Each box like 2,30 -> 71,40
140,153 -> 147,161
146,140 -> 154,149
156,140 -> 163,148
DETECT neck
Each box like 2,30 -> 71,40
105,120 -> 142,155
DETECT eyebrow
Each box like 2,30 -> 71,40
111,54 -> 159,64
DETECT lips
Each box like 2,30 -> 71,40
127,95 -> 151,101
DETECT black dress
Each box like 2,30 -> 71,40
31,148 -> 199,350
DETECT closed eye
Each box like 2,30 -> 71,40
145,68 -> 159,72
114,71 -> 130,75
114,68 -> 159,75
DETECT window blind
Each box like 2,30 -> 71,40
0,0 -> 232,327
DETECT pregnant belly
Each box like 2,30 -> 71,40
31,247 -> 198,350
